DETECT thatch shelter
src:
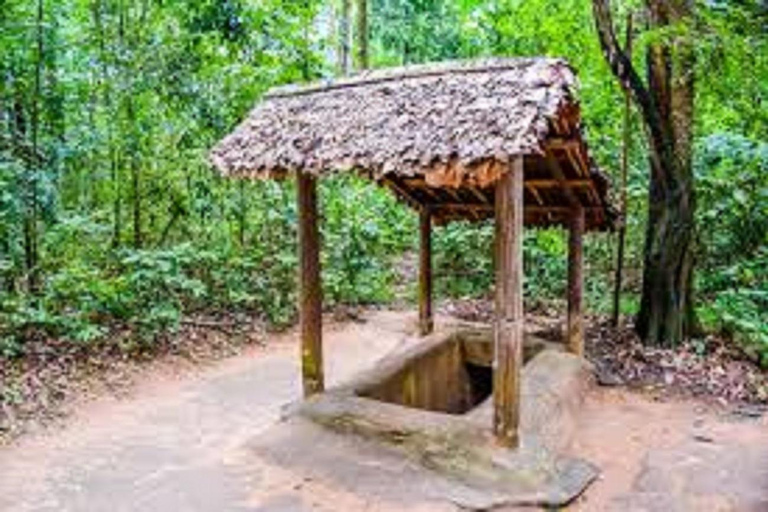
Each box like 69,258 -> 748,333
211,58 -> 616,448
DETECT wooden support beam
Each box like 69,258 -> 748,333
430,203 -> 604,215
567,206 -> 585,356
493,156 -> 524,448
380,176 -> 423,210
297,172 -> 324,396
574,146 -> 591,179
563,146 -> 600,204
544,150 -> 582,209
468,185 -> 491,204
564,146 -> 585,178
419,208 -> 434,336
402,178 -> 441,202
525,184 -> 544,205
443,187 -> 464,205
545,137 -> 581,151
526,178 -> 592,189
526,184 -> 550,224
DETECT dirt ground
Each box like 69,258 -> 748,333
0,310 -> 766,511
569,387 -> 768,511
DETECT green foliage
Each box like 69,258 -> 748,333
321,176 -> 415,305
699,284 -> 768,366
0,0 -> 325,353
0,0 -> 766,363
433,221 -> 493,298
696,133 -> 768,363
432,223 -> 613,312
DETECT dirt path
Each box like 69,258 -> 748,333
569,388 -> 768,511
0,311 -> 416,512
0,310 -> 766,511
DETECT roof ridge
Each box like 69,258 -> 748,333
265,57 -> 567,100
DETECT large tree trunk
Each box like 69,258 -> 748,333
592,0 -> 696,346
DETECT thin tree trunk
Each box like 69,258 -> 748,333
593,0 -> 696,346
5,69 -> 24,292
338,0 -> 351,75
25,0 -> 45,294
612,13 -> 633,328
129,1 -> 145,250
129,97 -> 141,249
90,0 -> 108,213
237,179 -> 246,247
44,13 -> 64,196
112,0 -> 126,248
354,0 -> 368,71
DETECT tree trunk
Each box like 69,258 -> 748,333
338,0 -> 351,75
25,0 -> 45,294
237,179 -> 246,247
128,97 -> 141,249
612,13 -> 633,328
354,0 -> 368,71
112,0 -> 127,248
592,0 -> 696,346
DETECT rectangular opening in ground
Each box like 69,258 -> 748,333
356,333 -> 494,415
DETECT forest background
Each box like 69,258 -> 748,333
1,0 -> 766,367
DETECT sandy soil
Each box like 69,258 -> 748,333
0,310 -> 766,511
569,388 -> 768,511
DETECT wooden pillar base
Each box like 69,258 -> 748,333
493,318 -> 523,447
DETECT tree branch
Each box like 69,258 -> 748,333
591,0 -> 655,129
592,0 -> 679,191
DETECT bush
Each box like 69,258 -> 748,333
321,176 -> 415,305
696,133 -> 768,361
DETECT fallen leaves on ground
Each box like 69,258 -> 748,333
587,318 -> 768,405
4,301 -> 767,445
0,312 -> 266,445
439,298 -> 768,406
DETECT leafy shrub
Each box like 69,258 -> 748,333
321,176 -> 415,305
433,221 -> 605,309
696,133 -> 768,361
433,221 -> 494,298
0,177 -> 421,354
700,287 -> 768,366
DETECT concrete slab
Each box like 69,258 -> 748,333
266,336 -> 598,510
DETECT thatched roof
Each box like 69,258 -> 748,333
210,58 -> 617,230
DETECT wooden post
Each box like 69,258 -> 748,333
297,171 -> 324,396
493,157 -> 524,448
418,208 -> 433,336
568,207 -> 585,356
